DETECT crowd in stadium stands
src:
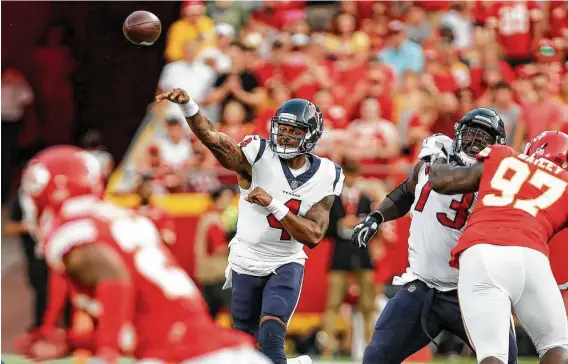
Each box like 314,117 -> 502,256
134,0 -> 568,196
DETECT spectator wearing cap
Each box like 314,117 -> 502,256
203,42 -> 265,123
205,0 -> 250,35
489,81 -> 522,149
378,20 -> 424,79
165,1 -> 216,63
195,23 -> 235,74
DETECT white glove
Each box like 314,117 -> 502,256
418,134 -> 452,163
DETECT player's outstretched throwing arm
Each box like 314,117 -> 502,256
156,88 -> 252,179
428,156 -> 483,195
350,160 -> 424,249
246,186 -> 335,248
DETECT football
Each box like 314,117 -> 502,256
123,10 -> 162,46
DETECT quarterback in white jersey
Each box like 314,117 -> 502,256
157,89 -> 343,364
351,108 -> 519,364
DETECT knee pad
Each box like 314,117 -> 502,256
258,319 -> 286,364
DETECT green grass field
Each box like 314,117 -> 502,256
0,354 -> 540,364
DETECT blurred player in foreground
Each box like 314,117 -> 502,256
17,146 -> 269,363
156,88 -> 344,364
428,130 -> 568,364
351,108 -> 518,364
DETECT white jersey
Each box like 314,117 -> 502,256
394,134 -> 477,291
228,135 -> 344,277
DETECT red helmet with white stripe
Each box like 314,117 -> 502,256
20,145 -> 104,233
523,130 -> 568,170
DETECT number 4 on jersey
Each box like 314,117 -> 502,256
267,199 -> 301,240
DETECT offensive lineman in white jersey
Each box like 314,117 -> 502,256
350,108 -> 519,364
156,89 -> 344,364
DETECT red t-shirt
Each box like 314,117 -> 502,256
206,222 -> 228,255
450,144 -> 568,268
549,2 -> 568,39
487,1 -> 542,58
521,100 -> 565,140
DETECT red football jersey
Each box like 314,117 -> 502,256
450,145 -> 568,268
41,198 -> 252,361
487,1 -> 542,58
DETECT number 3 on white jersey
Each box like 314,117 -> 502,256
483,157 -> 568,216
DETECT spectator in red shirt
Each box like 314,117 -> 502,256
548,1 -> 568,45
519,72 -> 566,144
469,44 -> 515,99
194,186 -> 236,318
423,47 -> 458,93
486,1 -> 544,67
346,97 -> 400,180
287,34 -> 334,100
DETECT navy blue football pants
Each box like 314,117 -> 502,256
230,262 -> 304,337
363,280 -> 518,364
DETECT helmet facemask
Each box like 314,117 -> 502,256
454,125 -> 497,166
269,118 -> 312,159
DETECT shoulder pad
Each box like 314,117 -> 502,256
419,133 -> 454,162
238,135 -> 267,165
45,219 -> 98,272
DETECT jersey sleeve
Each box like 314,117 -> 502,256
238,135 -> 267,166
45,219 -> 99,273
331,163 -> 345,197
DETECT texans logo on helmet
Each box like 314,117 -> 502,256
307,103 -> 317,120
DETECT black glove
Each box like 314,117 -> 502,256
351,211 -> 384,249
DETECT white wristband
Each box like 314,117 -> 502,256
178,98 -> 200,117
266,199 -> 290,221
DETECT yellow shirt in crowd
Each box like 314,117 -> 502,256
165,15 -> 216,62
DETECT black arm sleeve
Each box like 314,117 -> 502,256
385,178 -> 415,215
325,196 -> 344,240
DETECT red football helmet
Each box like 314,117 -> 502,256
20,145 -> 104,235
523,130 -> 568,169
